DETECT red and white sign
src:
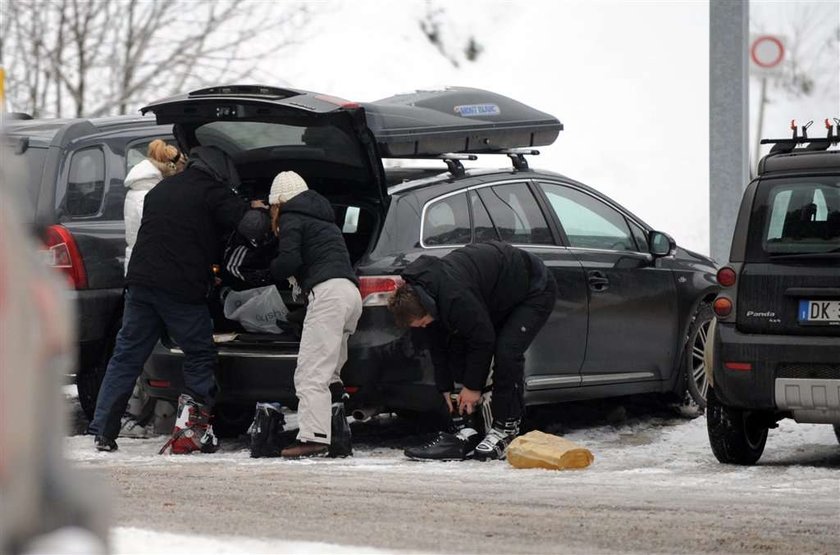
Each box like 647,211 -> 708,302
750,35 -> 785,74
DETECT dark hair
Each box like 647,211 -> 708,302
388,283 -> 428,328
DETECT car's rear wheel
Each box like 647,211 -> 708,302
706,386 -> 768,465
684,303 -> 713,409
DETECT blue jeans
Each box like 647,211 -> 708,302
88,285 -> 217,440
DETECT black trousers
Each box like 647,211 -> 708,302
89,285 -> 217,440
490,275 -> 557,423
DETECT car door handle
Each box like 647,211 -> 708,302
587,270 -> 610,292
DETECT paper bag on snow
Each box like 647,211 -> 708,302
507,430 -> 594,470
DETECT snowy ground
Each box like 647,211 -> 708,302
64,395 -> 839,555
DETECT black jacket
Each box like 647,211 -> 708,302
269,190 -> 358,294
221,208 -> 277,290
127,147 -> 248,303
402,241 -> 545,391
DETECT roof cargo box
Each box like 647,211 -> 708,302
362,87 -> 562,157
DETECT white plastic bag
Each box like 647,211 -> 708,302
222,285 -> 289,334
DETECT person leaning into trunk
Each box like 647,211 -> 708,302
268,171 -> 362,458
88,146 -> 261,454
389,241 -> 556,461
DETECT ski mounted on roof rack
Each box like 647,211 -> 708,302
760,118 -> 840,154
386,148 -> 541,176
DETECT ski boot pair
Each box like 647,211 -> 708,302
158,394 -> 219,455
405,399 -> 519,461
250,383 -> 352,459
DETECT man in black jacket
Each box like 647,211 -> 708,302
389,241 -> 556,461
268,171 -> 362,458
89,146 -> 254,453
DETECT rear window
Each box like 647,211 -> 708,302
751,178 -> 840,257
57,147 -> 106,219
194,121 -> 364,167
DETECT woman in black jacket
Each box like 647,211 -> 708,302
268,171 -> 362,458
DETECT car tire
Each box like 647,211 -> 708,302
834,424 -> 840,445
706,386 -> 768,465
684,303 -> 714,409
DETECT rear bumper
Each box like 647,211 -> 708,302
713,323 -> 840,417
142,307 -> 442,411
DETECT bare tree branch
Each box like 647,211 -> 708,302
4,0 -> 309,117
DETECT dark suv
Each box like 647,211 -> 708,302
706,121 -> 840,465
134,84 -> 719,431
2,115 -> 174,419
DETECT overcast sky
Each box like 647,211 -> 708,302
251,0 -> 836,256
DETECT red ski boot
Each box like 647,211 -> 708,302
158,394 -> 219,455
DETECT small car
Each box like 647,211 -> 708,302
133,84 -> 719,433
2,115 -> 175,421
706,120 -> 840,465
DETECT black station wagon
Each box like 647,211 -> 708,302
129,84 -> 719,433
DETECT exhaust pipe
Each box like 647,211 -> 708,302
351,407 -> 382,422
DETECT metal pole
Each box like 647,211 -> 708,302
709,0 -> 750,265
754,76 -> 767,172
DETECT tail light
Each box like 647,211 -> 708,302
42,225 -> 87,289
713,297 -> 733,317
359,275 -> 403,307
716,267 -> 737,287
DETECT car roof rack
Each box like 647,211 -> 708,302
760,118 -> 839,154
384,148 -> 541,176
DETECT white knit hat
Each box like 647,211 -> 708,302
268,171 -> 308,205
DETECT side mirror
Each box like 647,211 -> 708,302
649,230 -> 676,257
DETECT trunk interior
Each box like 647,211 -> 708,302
208,161 -> 382,347
161,115 -> 385,347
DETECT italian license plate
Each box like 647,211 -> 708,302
798,300 -> 840,325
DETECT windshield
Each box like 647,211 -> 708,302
750,177 -> 840,258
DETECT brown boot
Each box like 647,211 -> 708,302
281,440 -> 329,459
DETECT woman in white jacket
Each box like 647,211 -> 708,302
123,140 -> 186,274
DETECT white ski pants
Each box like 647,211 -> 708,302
295,278 -> 362,445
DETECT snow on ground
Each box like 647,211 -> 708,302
111,526 -> 425,555
66,416 -> 838,495
63,409 -> 839,554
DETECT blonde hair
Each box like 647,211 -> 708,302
147,139 -> 185,177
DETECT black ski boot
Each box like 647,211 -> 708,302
473,418 -> 520,461
404,400 -> 486,461
404,427 -> 481,461
328,382 -> 352,458
248,402 -> 287,458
